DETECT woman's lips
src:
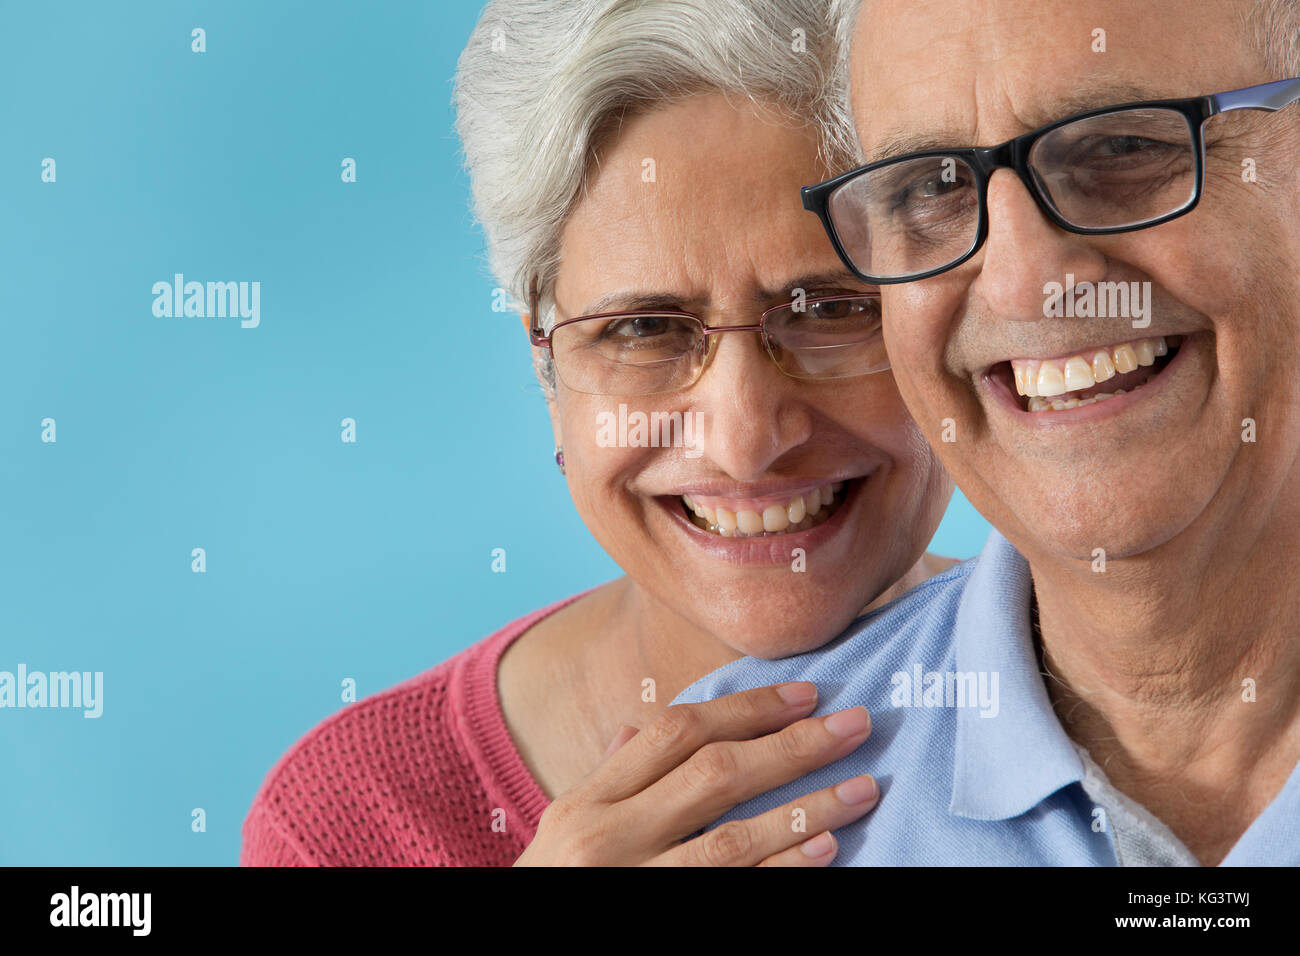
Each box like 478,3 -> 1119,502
682,482 -> 845,536
656,477 -> 867,566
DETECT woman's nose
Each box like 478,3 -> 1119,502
685,328 -> 813,481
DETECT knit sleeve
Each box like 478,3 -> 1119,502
236,596 -> 579,866
240,796 -> 314,867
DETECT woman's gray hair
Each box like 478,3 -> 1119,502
453,0 -> 861,389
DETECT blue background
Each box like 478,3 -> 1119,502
0,0 -> 990,865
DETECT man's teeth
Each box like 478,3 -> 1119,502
1026,389 -> 1130,412
682,483 -> 845,538
1011,336 -> 1168,398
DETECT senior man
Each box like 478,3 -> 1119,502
672,0 -> 1300,865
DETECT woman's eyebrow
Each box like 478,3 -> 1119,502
577,290 -> 702,315
767,270 -> 869,299
575,271 -> 866,316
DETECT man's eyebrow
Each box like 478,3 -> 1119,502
864,132 -> 964,165
862,83 -> 1164,164
573,270 -> 869,317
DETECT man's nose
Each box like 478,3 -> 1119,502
972,169 -> 1108,321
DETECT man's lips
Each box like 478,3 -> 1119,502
979,331 -> 1202,423
981,333 -> 1186,414
974,328 -> 1191,378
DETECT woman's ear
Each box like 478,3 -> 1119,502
545,395 -> 563,458
522,311 -> 564,456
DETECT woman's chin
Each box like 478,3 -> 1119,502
695,601 -> 869,661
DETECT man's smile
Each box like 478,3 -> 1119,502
1003,335 -> 1180,412
973,329 -> 1214,426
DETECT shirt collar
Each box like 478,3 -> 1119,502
949,530 -> 1085,820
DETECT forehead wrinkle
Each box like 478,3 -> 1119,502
860,74 -> 1193,162
854,0 -> 1200,163
853,0 -> 996,161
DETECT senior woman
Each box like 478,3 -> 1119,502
240,0 -> 955,867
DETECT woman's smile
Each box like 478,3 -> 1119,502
652,473 -> 874,567
681,480 -> 848,537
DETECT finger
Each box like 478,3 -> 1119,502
581,682 -> 820,804
757,830 -> 838,867
628,706 -> 873,844
602,725 -> 640,761
654,772 -> 879,867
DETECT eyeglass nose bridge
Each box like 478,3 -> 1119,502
965,135 -> 1070,239
696,321 -> 776,371
699,322 -> 767,338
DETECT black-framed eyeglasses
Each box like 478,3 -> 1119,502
527,280 -> 888,396
802,77 -> 1300,284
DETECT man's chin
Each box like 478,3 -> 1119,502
996,495 -> 1210,569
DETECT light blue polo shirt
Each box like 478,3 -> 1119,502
671,531 -> 1300,865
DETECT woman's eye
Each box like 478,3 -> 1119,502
803,293 -> 876,319
608,315 -> 671,338
808,300 -> 855,319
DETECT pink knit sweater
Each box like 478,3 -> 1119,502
239,596 -> 583,866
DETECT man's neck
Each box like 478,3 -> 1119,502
1029,513 -> 1300,865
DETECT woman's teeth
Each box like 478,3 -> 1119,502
682,483 -> 845,538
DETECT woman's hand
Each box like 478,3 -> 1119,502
514,682 -> 878,866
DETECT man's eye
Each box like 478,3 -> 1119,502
1060,133 -> 1181,166
893,174 -> 968,212
912,175 -> 965,201
1099,135 -> 1159,156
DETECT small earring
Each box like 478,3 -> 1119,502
554,447 -> 565,475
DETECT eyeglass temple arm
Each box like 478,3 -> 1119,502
527,277 -> 550,348
1213,76 -> 1300,113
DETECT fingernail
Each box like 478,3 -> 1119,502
776,681 -> 817,706
834,774 -> 879,805
799,831 -> 835,859
824,706 -> 870,737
